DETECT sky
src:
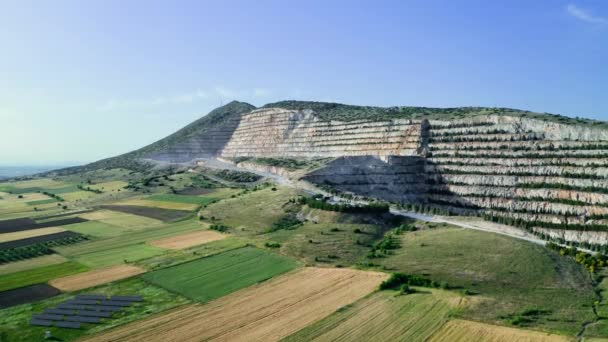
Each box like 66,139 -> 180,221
1,0 -> 607,166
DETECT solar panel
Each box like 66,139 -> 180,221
70,300 -> 99,305
110,295 -> 143,302
45,308 -> 76,315
78,310 -> 112,318
33,314 -> 64,321
100,301 -> 131,307
64,316 -> 101,324
54,321 -> 81,329
30,318 -> 53,327
76,294 -> 107,300
92,305 -> 123,312
57,304 -> 88,310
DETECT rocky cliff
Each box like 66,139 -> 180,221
72,101 -> 608,245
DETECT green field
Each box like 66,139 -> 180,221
0,261 -> 89,291
146,193 -> 218,206
62,221 -> 129,237
284,289 -> 461,341
74,243 -> 167,267
142,246 -> 299,302
26,198 -> 58,206
55,220 -> 205,257
0,278 -> 190,342
375,227 -> 597,335
0,254 -> 68,276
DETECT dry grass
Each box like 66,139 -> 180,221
83,267 -> 387,342
148,229 -> 225,249
428,319 -> 573,342
48,264 -> 146,292
0,227 -> 66,243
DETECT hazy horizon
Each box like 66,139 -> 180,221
1,0 -> 607,165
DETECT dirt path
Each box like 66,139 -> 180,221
82,267 -> 387,342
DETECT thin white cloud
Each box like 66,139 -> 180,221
566,4 -> 607,25
98,86 -> 272,112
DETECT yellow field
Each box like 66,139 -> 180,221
285,288 -> 466,342
0,254 -> 68,276
83,267 -> 387,342
149,229 -> 226,249
117,199 -> 198,211
79,210 -> 163,229
0,227 -> 66,243
428,319 -> 573,342
49,264 -> 146,292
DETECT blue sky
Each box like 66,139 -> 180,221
1,0 -> 607,165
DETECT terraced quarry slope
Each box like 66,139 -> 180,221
58,101 -> 608,246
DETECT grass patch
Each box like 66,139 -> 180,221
146,193 -> 218,205
0,261 -> 89,291
0,254 -> 68,276
375,227 -> 597,335
74,243 -> 166,268
62,221 -> 127,238
142,246 -> 299,302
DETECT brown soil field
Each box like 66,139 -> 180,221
148,230 -> 226,249
0,216 -> 87,233
83,267 -> 388,342
428,319 -> 573,342
0,283 -> 61,309
48,265 -> 146,292
0,231 -> 82,250
0,227 -> 66,243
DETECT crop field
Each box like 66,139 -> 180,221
117,198 -> 200,211
0,254 -> 68,275
74,243 -> 166,267
0,284 -> 61,309
49,264 -> 146,291
61,220 -> 130,237
79,209 -> 163,229
83,267 -> 387,342
0,278 -> 190,342
375,227 -> 597,335
0,261 -> 89,292
285,288 -> 464,341
149,229 -> 226,249
428,319 -> 572,342
0,216 -> 87,233
99,204 -> 192,222
146,193 -> 219,206
142,246 -> 298,302
0,226 -> 65,243
55,220 -> 206,257
0,230 -> 84,250
199,186 -> 300,234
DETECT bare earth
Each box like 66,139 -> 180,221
82,267 -> 388,342
48,265 -> 145,292
148,230 -> 226,249
429,319 -> 573,342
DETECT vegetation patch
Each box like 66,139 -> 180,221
146,193 -> 218,206
142,246 -> 298,302
74,243 -> 166,268
213,169 -> 262,183
99,205 -> 192,222
0,261 -> 89,292
0,232 -> 88,264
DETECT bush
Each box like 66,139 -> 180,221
210,224 -> 229,232
264,242 -> 281,248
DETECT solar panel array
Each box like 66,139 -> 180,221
29,293 -> 143,329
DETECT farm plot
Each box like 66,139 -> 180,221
49,265 -> 146,292
99,205 -> 191,222
0,261 -> 89,292
0,254 -> 68,276
428,319 -> 571,342
284,288 -> 465,342
79,210 -> 162,229
142,246 -> 298,302
74,244 -> 166,268
0,231 -> 83,250
148,229 -> 226,249
62,221 -> 132,238
0,216 -> 87,233
146,193 -> 219,206
83,267 -> 387,342
116,199 -> 199,211
0,227 -> 65,243
0,284 -> 61,309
